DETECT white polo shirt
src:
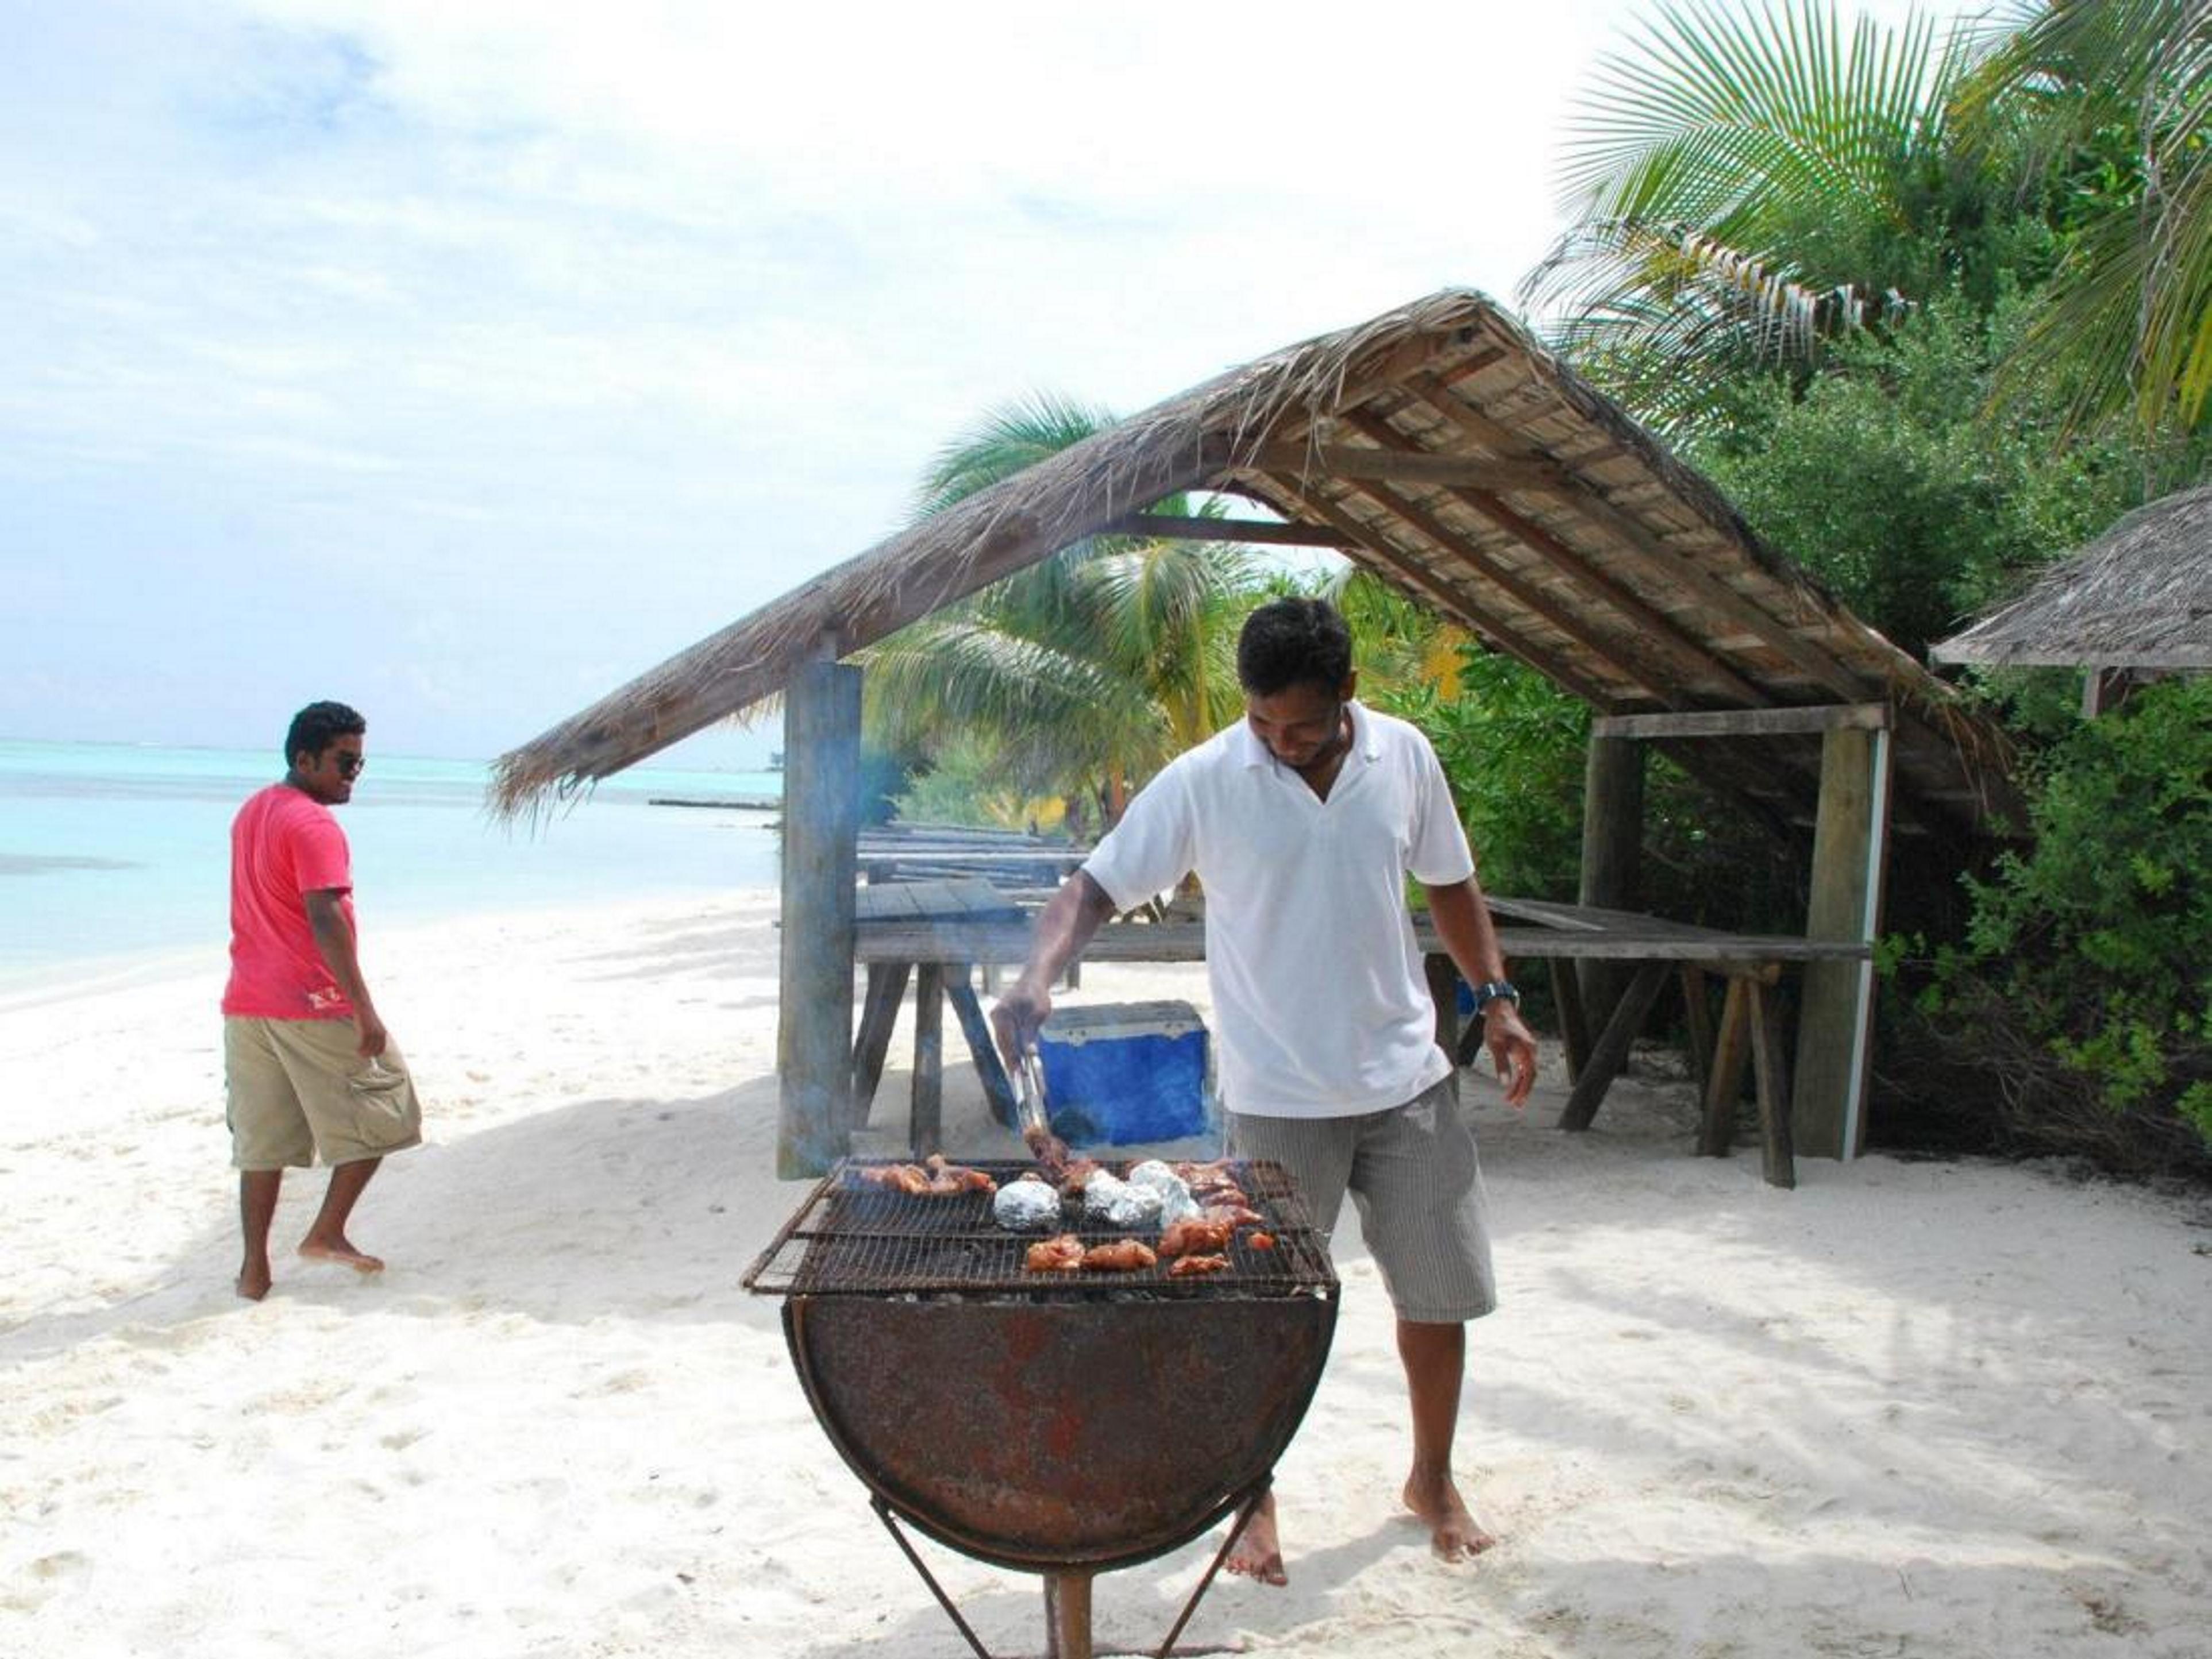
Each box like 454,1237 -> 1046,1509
1082,701 -> 1475,1119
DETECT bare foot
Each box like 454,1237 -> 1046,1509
298,1237 -> 384,1274
1223,1493 -> 1287,1587
236,1259 -> 272,1301
1404,1468 -> 1494,1562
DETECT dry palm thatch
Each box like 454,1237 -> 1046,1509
490,288 -> 2017,846
1933,485 -> 2212,671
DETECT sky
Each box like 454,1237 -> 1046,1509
0,0 -> 1993,770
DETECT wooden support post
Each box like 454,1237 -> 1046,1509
1559,959 -> 1668,1132
1547,958 -> 1590,1082
911,963 -> 945,1158
1791,723 -> 1887,1159
946,966 -> 1018,1127
1678,966 -> 1714,1093
1749,977 -> 1797,1189
1697,975 -> 1754,1156
1577,734 -> 1645,1037
776,657 -> 862,1178
849,962 -> 911,1131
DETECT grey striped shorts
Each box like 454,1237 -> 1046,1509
1227,1072 -> 1496,1323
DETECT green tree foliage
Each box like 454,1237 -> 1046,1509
1960,0 -> 2212,442
862,394 -> 1257,832
1691,289 -> 2142,658
1916,678 -> 2212,1158
1523,0 -> 2043,435
1371,647 -> 1591,901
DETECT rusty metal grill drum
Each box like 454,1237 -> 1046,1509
746,1158 -> 1339,1575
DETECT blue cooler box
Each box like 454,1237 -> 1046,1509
1036,1000 -> 1213,1146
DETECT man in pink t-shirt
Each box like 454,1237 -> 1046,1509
222,700 -> 422,1301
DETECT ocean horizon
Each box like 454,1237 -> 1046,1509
0,738 -> 784,999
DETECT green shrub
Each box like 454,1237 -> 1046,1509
1913,677 -> 2212,1163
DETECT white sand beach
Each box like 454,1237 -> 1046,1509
3,892 -> 2209,1658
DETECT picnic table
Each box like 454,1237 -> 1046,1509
849,889 -> 1867,1188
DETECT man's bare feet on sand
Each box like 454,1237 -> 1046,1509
1404,1468 -> 1495,1561
236,1260 -> 273,1301
1224,1494 -> 1288,1587
298,1236 -> 384,1274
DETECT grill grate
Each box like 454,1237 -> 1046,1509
743,1159 -> 1336,1298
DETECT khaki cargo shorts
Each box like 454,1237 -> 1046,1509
1227,1072 -> 1496,1324
224,1016 -> 424,1170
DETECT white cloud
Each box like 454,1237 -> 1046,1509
0,0 -> 1997,761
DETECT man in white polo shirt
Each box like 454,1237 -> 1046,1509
992,596 -> 1538,1584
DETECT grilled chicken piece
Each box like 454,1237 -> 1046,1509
855,1163 -> 933,1195
1024,1233 -> 1086,1272
1157,1217 -> 1234,1258
1248,1232 -> 1276,1251
1080,1238 -> 1158,1272
923,1153 -> 997,1195
1201,1203 -> 1263,1230
1167,1253 -> 1230,1277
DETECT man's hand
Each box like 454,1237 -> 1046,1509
1023,1123 -> 1073,1177
1485,1002 -> 1537,1109
989,979 -> 1053,1074
354,1009 -> 390,1059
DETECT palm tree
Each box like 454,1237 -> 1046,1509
861,394 -> 1260,832
1960,0 -> 2212,443
1521,1 -> 2021,431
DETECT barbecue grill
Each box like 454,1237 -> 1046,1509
745,1158 -> 1339,1658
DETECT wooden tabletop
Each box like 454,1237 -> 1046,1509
854,898 -> 1868,971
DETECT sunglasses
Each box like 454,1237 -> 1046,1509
333,753 -> 366,777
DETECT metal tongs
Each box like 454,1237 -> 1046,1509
1015,1044 -> 1069,1175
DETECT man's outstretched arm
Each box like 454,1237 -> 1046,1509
1423,877 -> 1537,1108
989,870 -> 1117,1068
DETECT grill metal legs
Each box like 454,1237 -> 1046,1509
1043,1572 -> 1092,1659
869,1483 -> 1270,1659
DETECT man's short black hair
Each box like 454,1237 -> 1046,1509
1236,597 -> 1354,696
285,701 -> 366,766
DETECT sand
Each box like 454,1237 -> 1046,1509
3,892 -> 2209,1658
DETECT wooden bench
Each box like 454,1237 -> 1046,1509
850,899 -> 1867,1187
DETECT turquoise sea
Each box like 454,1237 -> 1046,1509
0,739 -> 783,997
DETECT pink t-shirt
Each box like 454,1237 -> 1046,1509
221,783 -> 357,1020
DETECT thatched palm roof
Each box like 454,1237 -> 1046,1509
491,289 -> 2016,843
1933,485 -> 2212,671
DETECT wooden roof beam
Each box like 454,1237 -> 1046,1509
1332,408 -> 1771,708
1257,444 -> 1564,492
1096,512 -> 1347,548
1404,377 -> 1876,703
1245,477 -> 1620,706
1324,473 -> 1691,709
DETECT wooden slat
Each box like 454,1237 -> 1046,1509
1250,476 -> 1622,707
1342,404 -> 1773,708
1257,443 -> 1565,491
856,917 -> 1872,968
1594,704 -> 1891,740
1405,379 -> 1875,702
1097,512 -> 1348,547
1339,473 -> 1687,707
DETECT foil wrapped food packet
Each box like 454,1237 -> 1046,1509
1124,1159 -> 1200,1226
992,1175 -> 1065,1232
1080,1171 -> 1164,1229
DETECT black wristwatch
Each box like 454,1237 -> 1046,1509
1470,979 -> 1520,1016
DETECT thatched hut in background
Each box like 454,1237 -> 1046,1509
490,289 -> 2026,1171
1933,484 -> 2212,714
